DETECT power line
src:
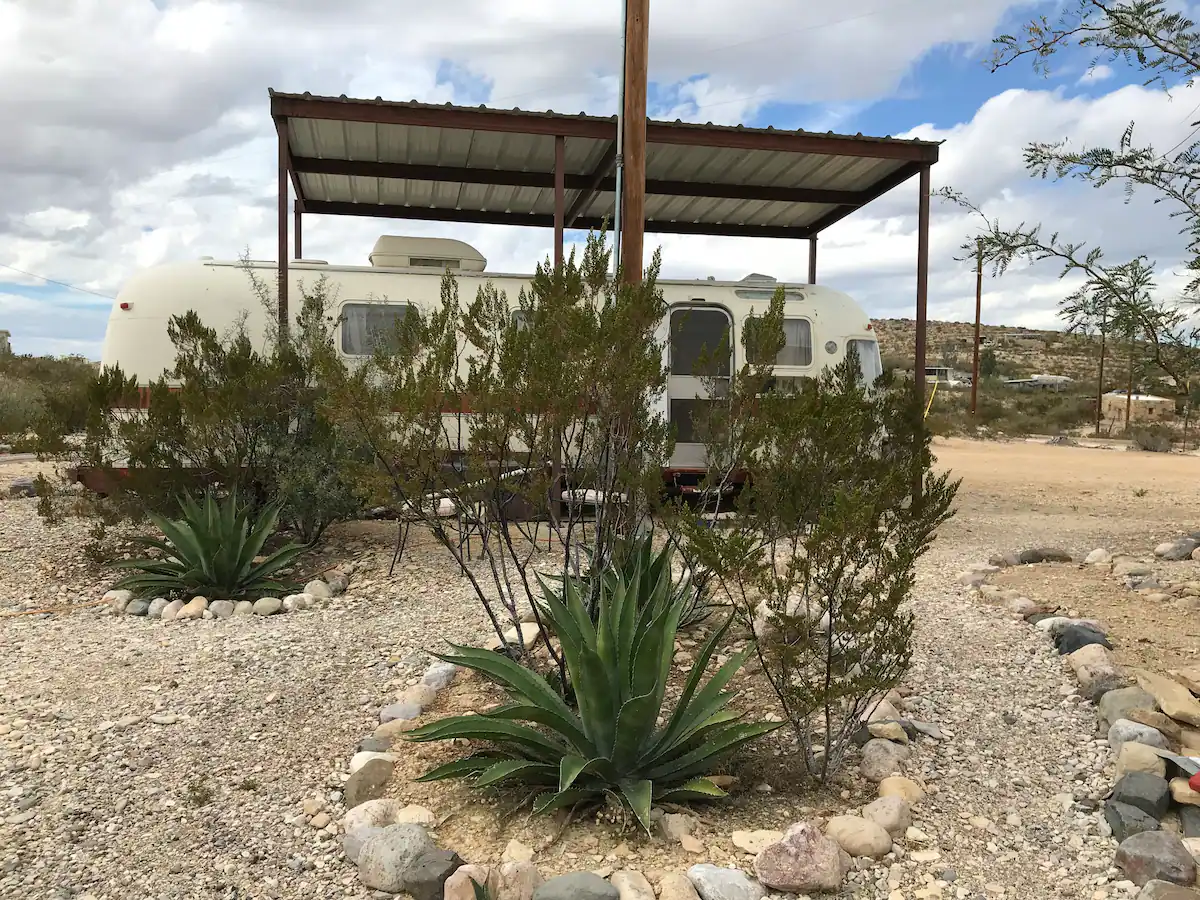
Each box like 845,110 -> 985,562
0,263 -> 115,300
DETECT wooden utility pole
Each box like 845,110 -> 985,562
1095,306 -> 1108,436
620,0 -> 649,283
971,241 -> 982,415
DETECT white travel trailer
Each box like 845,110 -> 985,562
101,235 -> 883,478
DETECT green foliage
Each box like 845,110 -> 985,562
469,878 -> 492,900
112,489 -> 304,600
0,354 -> 96,447
37,271 -> 364,544
406,546 -> 780,831
979,347 -> 998,378
549,530 -> 722,629
672,292 -> 958,779
326,230 -> 674,663
1131,424 -> 1174,452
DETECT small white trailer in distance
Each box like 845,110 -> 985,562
100,235 -> 883,488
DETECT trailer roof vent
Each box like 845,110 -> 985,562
740,273 -> 776,283
369,236 -> 487,271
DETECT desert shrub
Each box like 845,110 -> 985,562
0,353 -> 96,445
674,293 -> 958,780
0,375 -> 44,443
406,544 -> 779,831
112,489 -> 304,600
1131,425 -> 1174,452
36,272 -> 364,544
325,231 -> 673,662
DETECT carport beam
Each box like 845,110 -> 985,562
808,236 -> 817,284
277,118 -> 289,334
294,200 -> 303,260
554,135 -> 565,268
913,163 -> 931,504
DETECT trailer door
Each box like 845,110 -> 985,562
667,304 -> 732,468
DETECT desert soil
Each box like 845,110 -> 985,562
0,438 -> 1197,900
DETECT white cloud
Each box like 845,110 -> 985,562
1078,63 -> 1114,83
3,0 -> 1198,359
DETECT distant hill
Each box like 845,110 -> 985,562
871,318 -> 1103,382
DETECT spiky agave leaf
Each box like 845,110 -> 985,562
111,489 -> 305,601
407,540 -> 780,832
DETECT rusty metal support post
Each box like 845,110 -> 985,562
554,135 -> 566,268
808,236 -> 817,284
277,118 -> 289,335
620,0 -> 649,284
294,200 -> 303,260
971,240 -> 982,415
913,163 -> 931,504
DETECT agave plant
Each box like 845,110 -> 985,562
405,546 -> 780,832
111,489 -> 305,600
548,531 -> 722,629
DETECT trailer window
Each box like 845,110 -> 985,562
848,339 -> 883,385
744,316 -> 812,367
341,303 -> 415,355
670,308 -> 731,376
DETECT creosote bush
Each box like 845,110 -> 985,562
35,267 -> 365,546
673,290 -> 959,779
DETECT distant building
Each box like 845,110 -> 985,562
1102,391 -> 1176,426
1004,373 -> 1073,393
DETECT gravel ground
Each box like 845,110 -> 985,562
1,439 -> 1198,899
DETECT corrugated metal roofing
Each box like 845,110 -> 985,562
271,90 -> 940,238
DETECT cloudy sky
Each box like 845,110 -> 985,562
3,0 -> 1200,357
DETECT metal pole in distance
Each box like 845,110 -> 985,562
619,0 -> 649,285
913,164 -> 932,505
971,240 -> 982,416
294,200 -> 303,261
554,135 -> 566,269
276,118 -> 289,335
808,236 -> 817,285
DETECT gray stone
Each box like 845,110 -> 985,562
125,599 -> 149,616
421,661 -> 459,691
8,476 -> 36,498
533,872 -> 620,900
404,848 -> 464,900
1116,831 -> 1197,887
358,736 -> 393,753
343,757 -> 395,810
859,738 -> 910,782
1101,687 -> 1158,727
1017,547 -> 1072,564
380,701 -> 422,724
1106,801 -> 1162,843
344,827 -> 386,863
1115,560 -> 1155,578
1179,805 -> 1200,838
1057,624 -> 1112,654
305,579 -> 333,600
356,824 -> 435,893
325,572 -> 349,595
1158,539 -> 1199,561
1111,719 -> 1170,753
209,600 -> 235,619
233,601 -> 254,616
686,864 -> 768,900
252,597 -> 282,616
1112,772 -> 1171,819
1137,879 -> 1200,899
147,598 -> 169,618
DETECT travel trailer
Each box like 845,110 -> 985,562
101,235 -> 883,479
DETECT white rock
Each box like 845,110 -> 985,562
1085,549 -> 1112,565
304,580 -> 333,600
349,751 -> 397,774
